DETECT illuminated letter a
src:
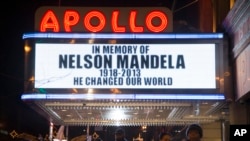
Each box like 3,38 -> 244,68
40,10 -> 60,32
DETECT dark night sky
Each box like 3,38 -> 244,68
0,1 -> 51,137
0,0 -> 199,139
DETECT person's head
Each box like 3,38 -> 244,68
186,124 -> 203,141
115,128 -> 125,141
159,132 -> 172,141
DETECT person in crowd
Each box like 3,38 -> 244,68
159,132 -> 172,141
115,128 -> 128,141
185,124 -> 203,141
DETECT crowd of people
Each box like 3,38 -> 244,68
158,124 -> 203,141
159,124 -> 203,141
113,124 -> 203,141
34,124 -> 203,141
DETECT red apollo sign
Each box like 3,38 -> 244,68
35,7 -> 173,33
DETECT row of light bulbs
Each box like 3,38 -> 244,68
63,120 -> 214,126
48,106 -> 184,110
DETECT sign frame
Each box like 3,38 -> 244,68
23,33 -> 225,96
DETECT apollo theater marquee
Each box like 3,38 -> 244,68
21,6 -> 227,128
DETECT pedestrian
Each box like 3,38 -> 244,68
185,124 -> 203,141
115,128 -> 128,141
159,132 -> 172,141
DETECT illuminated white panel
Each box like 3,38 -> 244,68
35,43 -> 216,89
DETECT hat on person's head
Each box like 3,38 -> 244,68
186,124 -> 203,138
115,128 -> 125,135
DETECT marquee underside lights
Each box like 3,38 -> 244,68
35,7 -> 173,33
20,96 -> 227,126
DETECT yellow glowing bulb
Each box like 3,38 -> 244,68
24,46 -> 31,53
